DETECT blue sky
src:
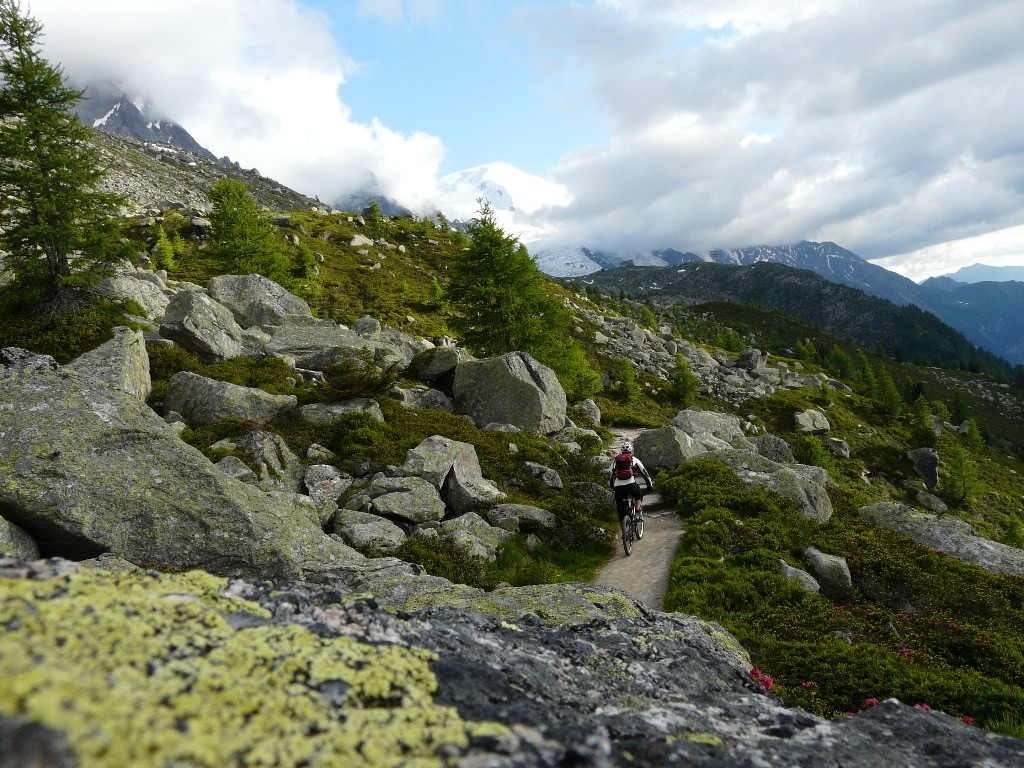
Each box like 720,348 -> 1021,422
314,0 -> 607,175
29,0 -> 1024,279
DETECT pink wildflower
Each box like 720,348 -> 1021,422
961,716 -> 974,725
865,698 -> 880,707
914,704 -> 933,712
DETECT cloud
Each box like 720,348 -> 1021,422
356,0 -> 450,25
29,0 -> 445,210
518,0 -> 1024,267
873,224 -> 1024,282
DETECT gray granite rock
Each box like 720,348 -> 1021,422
164,371 -> 297,426
454,352 -> 567,435
66,327 -> 151,401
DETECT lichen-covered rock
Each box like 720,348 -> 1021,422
214,456 -> 259,485
207,274 -> 312,329
827,437 -> 851,459
401,435 -> 505,513
393,385 -> 455,412
0,516 -> 39,559
571,398 -> 601,428
803,546 -> 852,596
634,425 -> 702,470
454,352 -> 567,435
367,476 -> 447,524
159,289 -> 245,362
332,509 -> 406,554
754,434 -> 795,464
858,503 -> 1024,576
408,345 -> 472,388
164,371 -> 297,426
672,408 -> 754,450
422,512 -> 512,561
795,408 -> 832,434
235,430 -> 304,494
304,465 -> 354,516
66,327 -> 151,401
0,354 -> 358,581
485,504 -> 557,534
4,561 -> 1021,768
264,321 -> 432,373
94,273 -> 171,320
916,491 -> 948,515
300,399 -> 384,424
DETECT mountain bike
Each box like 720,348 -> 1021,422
618,491 -> 645,556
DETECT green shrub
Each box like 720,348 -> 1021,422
393,536 -> 493,589
0,295 -> 141,363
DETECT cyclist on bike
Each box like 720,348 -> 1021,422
608,440 -> 653,543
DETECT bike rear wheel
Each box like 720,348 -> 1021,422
622,512 -> 634,556
635,509 -> 645,540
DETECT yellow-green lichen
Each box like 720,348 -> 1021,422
0,569 -> 506,767
668,731 -> 724,747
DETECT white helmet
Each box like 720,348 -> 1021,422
621,441 -> 633,453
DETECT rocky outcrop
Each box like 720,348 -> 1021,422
5,560 -> 1018,768
0,517 -> 39,559
408,345 -> 473,392
485,503 -> 557,533
795,408 -> 832,434
0,351 -> 358,581
803,546 -> 853,596
453,352 -> 567,434
858,503 -> 1024,576
672,408 -> 755,451
363,475 -> 447,524
421,511 -> 512,561
332,509 -> 406,553
634,425 -> 702,469
754,434 -> 796,464
159,289 -> 245,362
402,435 -> 505,514
94,271 -> 171,320
263,318 -> 432,373
235,430 -> 305,494
66,326 -> 151,401
702,449 -> 833,522
164,371 -> 297,426
524,461 -> 563,489
207,273 -> 312,328
300,399 -> 384,424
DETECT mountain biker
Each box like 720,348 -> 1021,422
608,440 -> 653,542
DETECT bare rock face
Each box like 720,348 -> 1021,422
66,326 -> 152,401
0,350 -> 357,581
907,447 -> 940,490
207,274 -> 312,329
164,371 -> 297,426
634,425 -> 702,470
159,289 -> 245,363
672,408 -> 755,450
803,546 -> 853,596
795,408 -> 832,435
858,503 -> 1024,576
454,352 -> 567,435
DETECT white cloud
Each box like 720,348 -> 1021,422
873,224 -> 1024,282
356,0 -> 449,25
30,0 -> 445,210
519,0 -> 1024,267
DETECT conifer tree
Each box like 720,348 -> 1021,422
873,364 -> 902,416
207,178 -> 289,283
911,395 -> 937,448
672,353 -> 700,407
0,0 -> 128,307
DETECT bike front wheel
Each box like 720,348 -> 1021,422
622,517 -> 634,556
635,511 -> 645,540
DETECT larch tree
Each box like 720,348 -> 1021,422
0,0 -> 128,309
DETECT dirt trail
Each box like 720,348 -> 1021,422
594,429 -> 685,611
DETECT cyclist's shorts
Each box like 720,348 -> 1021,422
614,483 -> 643,517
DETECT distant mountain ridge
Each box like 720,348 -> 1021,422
940,263 -> 1024,283
74,85 -> 218,161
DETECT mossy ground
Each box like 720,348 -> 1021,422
0,567 -> 505,767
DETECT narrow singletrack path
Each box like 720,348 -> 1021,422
594,429 -> 685,611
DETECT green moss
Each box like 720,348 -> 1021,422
0,568 -> 506,767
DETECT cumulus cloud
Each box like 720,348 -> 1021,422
30,0 -> 445,210
518,0 -> 1024,268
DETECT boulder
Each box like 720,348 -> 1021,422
207,274 -> 312,329
795,409 -> 831,435
159,290 -> 245,362
858,503 -> 1024,576
164,371 -> 297,426
300,399 -> 384,424
634,425 -> 703,470
486,504 -> 558,534
0,515 -> 39,559
701,449 -> 832,522
780,560 -> 820,593
916,491 -> 948,515
454,352 -> 566,435
304,465 -> 354,516
332,509 -> 406,554
66,327 -> 151,401
753,434 -> 795,464
394,385 -> 455,413
826,438 -> 851,459
235,430 -> 304,493
0,351 -> 358,581
428,512 -> 512,561
907,447 -> 940,490
672,408 -> 754,450
524,461 -> 563,489
803,547 -> 852,596
94,274 -> 171,320
352,315 -> 382,335
571,399 -> 601,428
736,348 -> 767,370
264,321 -> 431,374
408,346 -> 472,391
367,476 -> 447,524
401,436 -> 505,513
